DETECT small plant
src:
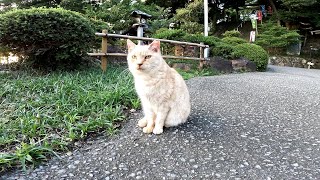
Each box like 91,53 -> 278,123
0,142 -> 59,172
232,43 -> 269,71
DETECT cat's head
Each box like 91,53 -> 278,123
127,39 -> 163,73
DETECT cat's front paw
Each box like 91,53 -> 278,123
138,118 -> 147,128
153,127 -> 163,135
143,126 -> 154,134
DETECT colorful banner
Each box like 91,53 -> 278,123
260,5 -> 266,17
257,10 -> 263,21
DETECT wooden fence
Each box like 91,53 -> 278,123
88,30 -> 209,72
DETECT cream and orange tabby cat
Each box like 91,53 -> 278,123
127,39 -> 191,135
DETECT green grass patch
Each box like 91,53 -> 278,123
176,68 -> 219,80
0,66 -> 139,172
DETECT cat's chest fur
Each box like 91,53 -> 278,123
134,73 -> 174,103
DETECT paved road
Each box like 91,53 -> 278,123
2,65 -> 320,180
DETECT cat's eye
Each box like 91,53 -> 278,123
145,55 -> 152,59
132,55 -> 137,59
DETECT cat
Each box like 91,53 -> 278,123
127,39 -> 191,135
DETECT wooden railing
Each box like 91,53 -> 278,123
88,30 -> 209,72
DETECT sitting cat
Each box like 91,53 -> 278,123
127,39 -> 191,134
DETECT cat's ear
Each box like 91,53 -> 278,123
148,40 -> 160,53
127,39 -> 136,52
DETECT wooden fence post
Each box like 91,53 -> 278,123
199,42 -> 204,69
101,29 -> 108,72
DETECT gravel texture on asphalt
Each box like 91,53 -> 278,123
2,65 -> 320,180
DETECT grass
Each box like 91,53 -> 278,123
0,66 -> 139,172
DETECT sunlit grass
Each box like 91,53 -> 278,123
0,66 -> 139,172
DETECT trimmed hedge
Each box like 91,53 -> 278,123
221,37 -> 247,46
0,8 -> 95,70
222,30 -> 241,38
153,29 -> 187,41
211,42 -> 234,59
182,34 -> 220,46
232,43 -> 269,71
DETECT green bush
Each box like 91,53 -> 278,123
0,8 -> 95,70
180,22 -> 204,34
232,43 -> 269,71
182,34 -> 220,46
222,30 -> 241,37
211,42 -> 235,59
255,22 -> 300,49
221,37 -> 247,46
153,29 -> 187,40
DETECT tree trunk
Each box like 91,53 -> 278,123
269,0 -> 281,25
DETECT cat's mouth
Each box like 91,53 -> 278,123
137,65 -> 144,70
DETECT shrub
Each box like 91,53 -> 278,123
152,28 -> 187,40
221,37 -> 247,46
232,43 -> 269,71
255,22 -> 300,49
222,30 -> 241,37
180,22 -> 204,34
211,42 -> 235,59
182,34 -> 220,46
0,8 -> 95,70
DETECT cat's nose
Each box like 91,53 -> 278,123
137,63 -> 143,67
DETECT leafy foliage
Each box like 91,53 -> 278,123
221,37 -> 247,46
278,0 -> 320,27
0,0 -> 62,9
180,22 -> 205,34
84,0 -> 168,34
255,22 -> 300,49
282,0 -> 317,8
232,43 -> 269,71
211,42 -> 235,59
182,34 -> 220,46
0,8 -> 95,70
222,30 -> 241,38
60,0 -> 88,13
153,29 -> 187,41
174,0 -> 204,34
0,143 -> 59,172
145,0 -> 188,12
